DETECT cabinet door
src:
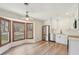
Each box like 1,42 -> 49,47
56,34 -> 67,45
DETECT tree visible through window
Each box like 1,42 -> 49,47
1,19 -> 10,44
13,22 -> 25,41
26,23 -> 33,39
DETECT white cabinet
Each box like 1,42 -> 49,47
56,34 -> 67,45
69,37 -> 79,55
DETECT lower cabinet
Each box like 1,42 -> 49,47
56,34 -> 67,45
68,37 -> 79,55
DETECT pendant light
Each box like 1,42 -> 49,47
25,11 -> 29,20
24,3 -> 30,20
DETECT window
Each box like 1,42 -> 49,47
0,18 -> 11,45
26,23 -> 33,39
13,22 -> 25,41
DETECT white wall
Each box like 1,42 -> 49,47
30,19 -> 43,42
24,19 -> 43,42
0,43 -> 12,54
43,14 -> 79,42
0,8 -> 23,19
43,3 -> 78,35
44,17 -> 79,35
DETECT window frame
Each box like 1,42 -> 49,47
12,21 -> 25,42
26,23 -> 33,39
0,17 -> 11,46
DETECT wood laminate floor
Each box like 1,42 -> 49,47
3,41 -> 68,55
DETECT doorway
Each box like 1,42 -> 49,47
42,25 -> 50,41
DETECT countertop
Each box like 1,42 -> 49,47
68,35 -> 79,38
68,35 -> 79,41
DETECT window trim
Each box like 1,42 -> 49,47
0,17 -> 1,47
0,17 -> 11,46
12,21 -> 25,42
26,23 -> 33,39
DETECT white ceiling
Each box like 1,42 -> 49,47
0,3 -> 78,20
